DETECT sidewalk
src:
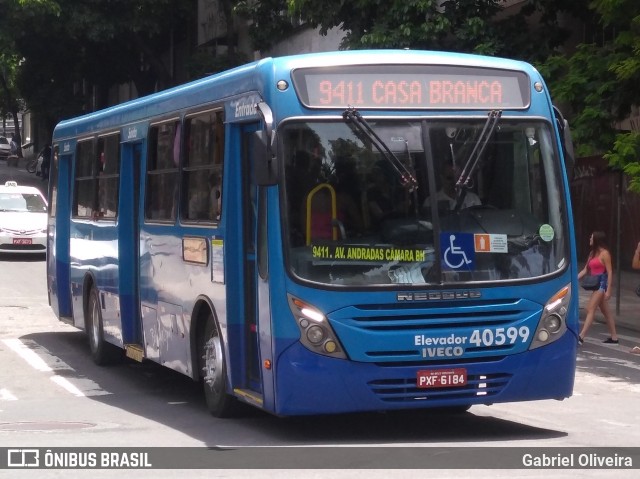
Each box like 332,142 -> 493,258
578,268 -> 640,333
0,156 -> 46,194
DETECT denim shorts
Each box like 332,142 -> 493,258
598,273 -> 608,292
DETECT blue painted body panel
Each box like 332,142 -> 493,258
47,50 -> 578,416
273,331 -> 576,415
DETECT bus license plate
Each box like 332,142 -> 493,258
13,238 -> 32,245
417,368 -> 467,389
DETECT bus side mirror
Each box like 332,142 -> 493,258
561,119 -> 575,181
553,106 -> 575,181
254,130 -> 278,186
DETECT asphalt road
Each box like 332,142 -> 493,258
1,256 -> 640,478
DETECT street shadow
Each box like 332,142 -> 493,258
22,330 -> 567,448
575,348 -> 640,385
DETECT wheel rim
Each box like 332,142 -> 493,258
202,330 -> 224,395
90,296 -> 100,349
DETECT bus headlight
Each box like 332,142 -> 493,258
544,314 -> 562,333
306,325 -> 325,344
288,294 -> 347,359
530,284 -> 571,350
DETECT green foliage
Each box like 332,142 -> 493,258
540,0 -> 640,188
541,43 -> 621,156
605,132 -> 640,192
234,0 -> 296,51
2,0 -> 196,128
284,0 -> 506,53
279,0 -> 578,60
0,1 -> 56,138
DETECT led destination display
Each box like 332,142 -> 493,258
292,65 -> 530,109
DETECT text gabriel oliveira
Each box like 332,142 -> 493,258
523,452 -> 633,468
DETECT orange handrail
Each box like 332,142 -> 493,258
305,183 -> 337,245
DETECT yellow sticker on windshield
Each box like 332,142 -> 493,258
311,245 -> 427,262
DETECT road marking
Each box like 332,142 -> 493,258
2,338 -> 51,372
0,388 -> 17,401
50,376 -> 86,397
1,338 -> 110,397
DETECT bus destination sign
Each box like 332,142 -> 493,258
291,65 -> 530,109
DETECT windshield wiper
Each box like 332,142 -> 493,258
454,110 -> 502,211
343,107 -> 418,192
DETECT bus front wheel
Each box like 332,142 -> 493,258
200,313 -> 237,417
87,287 -> 120,365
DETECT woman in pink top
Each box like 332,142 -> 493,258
577,231 -> 618,345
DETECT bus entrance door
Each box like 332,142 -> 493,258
120,141 -> 143,361
238,124 -> 265,400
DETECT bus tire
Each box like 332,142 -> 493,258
87,287 -> 120,365
200,313 -> 237,417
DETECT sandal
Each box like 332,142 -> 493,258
631,346 -> 640,354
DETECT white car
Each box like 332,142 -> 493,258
0,181 -> 48,254
0,136 -> 11,160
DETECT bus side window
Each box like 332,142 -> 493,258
145,121 -> 180,222
181,109 -> 224,223
96,134 -> 120,219
73,139 -> 98,218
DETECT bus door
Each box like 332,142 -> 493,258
240,122 -> 267,395
119,141 -> 143,359
48,148 -> 73,319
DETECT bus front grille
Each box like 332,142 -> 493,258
343,300 -> 525,331
328,298 -> 541,362
367,372 -> 511,402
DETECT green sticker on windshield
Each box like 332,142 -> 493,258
539,224 -> 554,242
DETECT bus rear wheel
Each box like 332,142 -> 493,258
87,287 -> 120,365
200,313 -> 237,417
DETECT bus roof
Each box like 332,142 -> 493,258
53,49 -> 540,140
270,49 -> 534,71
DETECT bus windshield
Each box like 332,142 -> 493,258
282,117 -> 567,286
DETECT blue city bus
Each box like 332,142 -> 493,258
47,50 -> 578,417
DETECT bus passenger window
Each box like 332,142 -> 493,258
145,121 -> 180,222
73,139 -> 98,218
96,134 -> 120,219
181,109 -> 224,223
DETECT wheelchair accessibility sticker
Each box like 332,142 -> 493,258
440,232 -> 475,270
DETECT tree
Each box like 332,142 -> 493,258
281,0 -> 578,60
3,0 -> 196,128
234,0 -> 297,51
0,1 -> 41,154
0,53 -> 26,154
540,0 -> 640,192
188,0 -> 250,78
